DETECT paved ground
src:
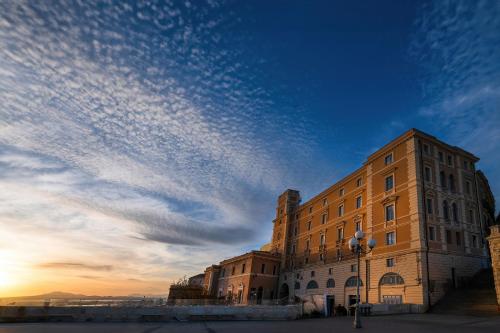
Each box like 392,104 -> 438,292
0,314 -> 498,333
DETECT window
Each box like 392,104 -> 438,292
309,206 -> 313,214
385,153 -> 393,165
466,181 -> 471,194
339,188 -> 345,196
443,200 -> 449,220
385,204 -> 395,222
345,276 -> 363,287
242,264 -> 246,274
429,226 -> 436,241
294,281 -> 300,290
472,235 -> 478,248
221,269 -> 225,277
427,198 -> 433,214
321,213 -> 327,224
447,155 -> 453,166
449,174 -> 455,192
463,160 -> 468,170
469,209 -> 474,224
232,266 -> 235,275
306,280 -> 318,289
357,178 -> 362,187
439,152 -> 444,162
328,268 -> 333,275
383,295 -> 402,304
456,232 -> 461,246
261,264 -> 266,274
273,265 -> 277,275
386,231 -> 396,245
380,273 -> 404,285
305,239 -> 310,250
355,221 -> 361,232
319,253 -> 325,261
311,270 -> 315,277
440,171 -> 446,188
356,196 -> 362,209
385,175 -> 394,191
452,203 -> 458,222
307,221 -> 312,231
446,230 -> 452,244
291,244 -> 296,254
338,204 -> 344,217
386,258 -> 394,267
326,278 -> 335,288
424,167 -> 432,182
423,144 -> 429,154
337,227 -> 344,240
320,234 -> 325,245
294,226 -> 298,236
323,198 -> 328,206
351,264 -> 357,272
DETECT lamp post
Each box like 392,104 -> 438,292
348,230 -> 376,329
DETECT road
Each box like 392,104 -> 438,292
0,314 -> 498,333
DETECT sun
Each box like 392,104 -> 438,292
0,271 -> 12,288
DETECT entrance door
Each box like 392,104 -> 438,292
348,295 -> 358,306
326,295 -> 335,317
257,287 -> 263,304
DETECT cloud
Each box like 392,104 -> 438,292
38,262 -> 113,272
410,0 -> 500,207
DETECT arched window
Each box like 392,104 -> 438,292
440,171 -> 446,188
345,276 -> 363,287
326,278 -> 335,288
306,280 -> 319,289
443,200 -> 449,220
449,174 -> 455,192
452,203 -> 458,222
379,273 -> 405,285
294,281 -> 300,290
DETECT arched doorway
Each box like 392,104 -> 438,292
257,286 -> 263,304
279,283 -> 289,299
378,273 -> 405,304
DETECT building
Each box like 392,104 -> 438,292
487,225 -> 500,308
188,273 -> 205,287
203,129 -> 493,312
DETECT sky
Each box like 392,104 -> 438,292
0,0 -> 499,297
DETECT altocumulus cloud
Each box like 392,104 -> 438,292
410,0 -> 500,205
0,0 -> 324,289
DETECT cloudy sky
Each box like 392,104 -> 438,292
0,0 -> 498,297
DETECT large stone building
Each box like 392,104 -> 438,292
203,129 -> 493,311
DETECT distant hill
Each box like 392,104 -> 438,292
1,291 -> 166,301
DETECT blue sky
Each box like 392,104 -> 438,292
0,0 -> 499,296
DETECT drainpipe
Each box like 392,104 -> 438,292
417,139 -> 432,310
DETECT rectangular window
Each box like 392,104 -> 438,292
456,232 -> 461,246
328,268 -> 333,275
382,295 -> 402,304
305,239 -> 310,250
429,226 -> 435,241
311,270 -> 315,277
232,266 -> 235,275
472,235 -> 478,248
424,167 -> 432,182
261,264 -> 266,274
337,227 -> 344,240
222,269 -> 225,277
447,155 -> 453,166
357,178 -> 362,187
423,144 -> 429,154
307,221 -> 312,231
446,230 -> 452,244
242,264 -> 246,274
356,196 -> 362,209
385,204 -> 395,222
323,198 -> 328,206
339,188 -> 345,196
386,258 -> 394,267
386,231 -> 396,245
309,206 -> 313,214
351,264 -> 357,272
469,210 -> 474,224
320,234 -> 325,245
355,221 -> 361,232
273,265 -> 277,275
463,160 -> 468,170
427,198 -> 433,214
338,204 -> 344,217
466,181 -> 471,194
385,175 -> 394,191
385,153 -> 393,165
321,213 -> 327,224
439,152 -> 444,162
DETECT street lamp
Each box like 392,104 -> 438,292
348,230 -> 376,329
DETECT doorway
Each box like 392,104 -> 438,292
325,295 -> 335,317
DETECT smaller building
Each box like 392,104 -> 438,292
207,251 -> 281,305
188,273 -> 205,287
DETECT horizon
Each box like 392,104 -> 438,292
1,0 -> 499,298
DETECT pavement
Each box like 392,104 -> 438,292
0,314 -> 499,333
